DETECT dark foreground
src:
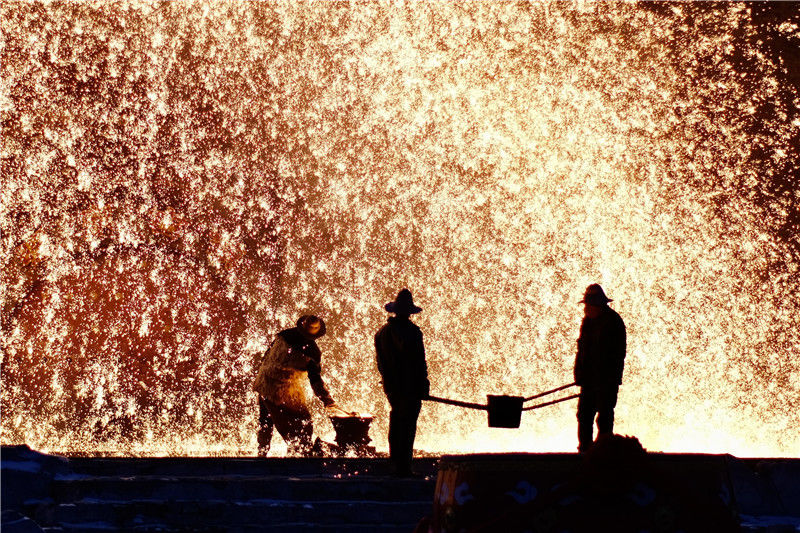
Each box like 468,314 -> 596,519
2,445 -> 799,532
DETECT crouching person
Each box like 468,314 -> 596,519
253,314 -> 338,456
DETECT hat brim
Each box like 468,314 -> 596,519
385,302 -> 422,314
578,297 -> 613,304
297,315 -> 327,339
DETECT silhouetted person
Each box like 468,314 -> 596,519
574,284 -> 626,453
375,289 -> 430,476
252,315 -> 338,456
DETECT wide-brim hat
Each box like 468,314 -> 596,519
297,314 -> 326,339
385,288 -> 422,314
579,283 -> 613,305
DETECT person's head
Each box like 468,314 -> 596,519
579,284 -> 612,317
297,314 -> 326,339
384,288 -> 422,317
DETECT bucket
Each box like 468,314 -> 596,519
425,395 -> 524,428
328,415 -> 373,449
486,395 -> 524,428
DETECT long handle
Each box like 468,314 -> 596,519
522,393 -> 580,411
523,382 -> 577,403
425,395 -> 487,411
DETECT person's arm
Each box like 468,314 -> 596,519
417,330 -> 430,398
375,331 -> 386,378
615,316 -> 627,385
375,329 -> 396,396
574,321 -> 586,386
308,359 -> 335,407
252,337 -> 281,395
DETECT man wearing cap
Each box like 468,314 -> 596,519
375,289 -> 430,476
253,314 -> 338,456
574,284 -> 627,453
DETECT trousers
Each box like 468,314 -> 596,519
388,398 -> 422,474
258,396 -> 314,455
576,386 -> 619,452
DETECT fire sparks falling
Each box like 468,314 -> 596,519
2,2 -> 798,457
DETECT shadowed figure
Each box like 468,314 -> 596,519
574,284 -> 627,452
252,315 -> 338,456
375,289 -> 430,476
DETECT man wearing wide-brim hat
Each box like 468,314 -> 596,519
253,314 -> 338,456
573,284 -> 627,453
375,288 -> 430,476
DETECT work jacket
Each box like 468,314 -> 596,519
375,316 -> 430,403
253,325 -> 334,410
574,306 -> 626,389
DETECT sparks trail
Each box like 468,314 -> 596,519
1,2 -> 798,456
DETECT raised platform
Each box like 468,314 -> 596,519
2,445 -> 799,532
432,451 -> 800,532
1,445 -> 438,532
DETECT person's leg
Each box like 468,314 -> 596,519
595,386 -> 619,436
576,388 -> 597,452
389,400 -> 420,474
402,400 -> 421,471
286,419 -> 314,456
388,403 -> 403,471
257,396 -> 273,457
263,399 -> 314,455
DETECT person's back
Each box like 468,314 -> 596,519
254,326 -> 323,410
375,316 -> 427,400
574,305 -> 626,389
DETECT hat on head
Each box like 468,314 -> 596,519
297,314 -> 326,339
385,288 -> 422,315
579,284 -> 613,305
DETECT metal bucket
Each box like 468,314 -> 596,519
486,395 -> 524,428
425,394 -> 524,428
328,415 -> 373,449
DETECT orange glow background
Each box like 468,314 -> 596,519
2,2 -> 798,457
